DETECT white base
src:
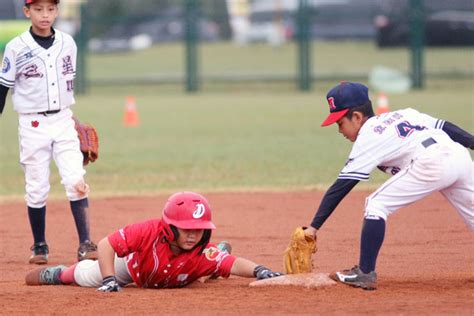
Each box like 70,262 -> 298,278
249,272 -> 336,289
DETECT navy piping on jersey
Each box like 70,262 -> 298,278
55,32 -> 65,111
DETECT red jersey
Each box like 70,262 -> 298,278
107,219 -> 237,288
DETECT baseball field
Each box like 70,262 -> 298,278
0,41 -> 473,314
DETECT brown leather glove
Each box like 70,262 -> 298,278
73,116 -> 99,166
283,227 -> 317,274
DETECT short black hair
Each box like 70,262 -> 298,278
344,100 -> 375,120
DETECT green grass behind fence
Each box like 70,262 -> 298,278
88,41 -> 474,84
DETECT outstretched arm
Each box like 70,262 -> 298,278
230,257 -> 257,277
231,257 -> 282,280
310,178 -> 359,230
442,121 -> 474,150
98,237 -> 115,277
97,237 -> 121,292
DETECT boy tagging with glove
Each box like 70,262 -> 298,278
304,82 -> 473,290
25,192 -> 283,291
0,0 -> 98,264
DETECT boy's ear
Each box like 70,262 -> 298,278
352,111 -> 365,122
23,6 -> 31,18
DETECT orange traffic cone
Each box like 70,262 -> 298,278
376,92 -> 390,115
123,96 -> 139,127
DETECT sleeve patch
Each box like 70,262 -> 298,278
2,57 -> 11,73
203,246 -> 226,261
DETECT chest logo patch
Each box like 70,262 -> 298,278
2,57 -> 10,73
31,121 -> 39,128
24,64 -> 43,79
192,203 -> 206,219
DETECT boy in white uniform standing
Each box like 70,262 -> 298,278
0,0 -> 98,264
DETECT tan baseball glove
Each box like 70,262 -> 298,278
73,116 -> 99,166
283,227 -> 317,274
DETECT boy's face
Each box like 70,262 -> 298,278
336,112 -> 365,142
175,228 -> 204,250
23,0 -> 58,35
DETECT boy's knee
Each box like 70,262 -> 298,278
65,178 -> 89,200
74,259 -> 101,287
364,200 -> 389,221
25,184 -> 49,208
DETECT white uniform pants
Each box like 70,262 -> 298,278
18,108 -> 86,208
365,137 -> 474,230
74,255 -> 133,287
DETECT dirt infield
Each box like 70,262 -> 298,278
1,191 -> 472,315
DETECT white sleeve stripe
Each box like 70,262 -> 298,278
338,175 -> 370,181
436,119 -> 445,129
339,171 -> 369,176
338,172 -> 370,181
0,78 -> 14,87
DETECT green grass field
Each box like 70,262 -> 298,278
88,41 -> 473,81
1,41 -> 473,199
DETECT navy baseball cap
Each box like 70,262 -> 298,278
321,81 -> 369,126
25,0 -> 59,4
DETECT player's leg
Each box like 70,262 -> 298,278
360,144 -> 462,274
69,256 -> 132,287
51,110 -> 98,261
25,256 -> 133,287
333,164 -> 439,290
19,114 -> 53,264
439,146 -> 474,230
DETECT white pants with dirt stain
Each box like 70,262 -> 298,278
18,108 -> 87,208
365,136 -> 474,230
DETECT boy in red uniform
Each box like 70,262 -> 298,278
25,192 -> 282,291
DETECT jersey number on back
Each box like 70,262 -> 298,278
396,121 -> 426,138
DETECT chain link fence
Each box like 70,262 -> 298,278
68,0 -> 474,93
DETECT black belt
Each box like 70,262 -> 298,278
37,109 -> 60,116
422,137 -> 437,148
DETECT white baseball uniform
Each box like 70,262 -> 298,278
339,108 -> 473,229
0,29 -> 86,207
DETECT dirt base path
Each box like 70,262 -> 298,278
1,191 -> 472,314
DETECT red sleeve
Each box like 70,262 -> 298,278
216,254 -> 237,278
199,244 -> 237,278
108,219 -> 159,257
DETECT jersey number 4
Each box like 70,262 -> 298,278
396,121 -> 426,138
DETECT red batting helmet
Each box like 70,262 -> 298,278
25,0 -> 60,4
162,192 -> 216,230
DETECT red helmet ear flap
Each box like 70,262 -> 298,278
162,223 -> 174,241
170,225 -> 179,241
196,229 -> 212,253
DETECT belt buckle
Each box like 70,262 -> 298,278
38,110 -> 60,116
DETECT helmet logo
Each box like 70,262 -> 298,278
192,203 -> 206,219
